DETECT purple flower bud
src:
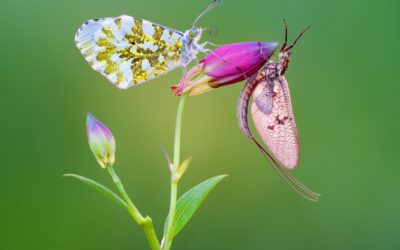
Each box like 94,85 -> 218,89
86,113 -> 116,168
172,41 -> 278,95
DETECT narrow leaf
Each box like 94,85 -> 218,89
160,144 -> 173,171
64,174 -> 128,209
172,175 -> 227,237
176,157 -> 192,180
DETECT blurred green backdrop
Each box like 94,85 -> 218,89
1,0 -> 399,249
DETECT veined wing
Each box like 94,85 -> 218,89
251,76 -> 299,169
238,74 -> 318,201
75,15 -> 184,89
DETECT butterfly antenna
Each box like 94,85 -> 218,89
280,18 -> 289,52
204,25 -> 219,37
285,25 -> 311,51
252,138 -> 320,201
192,0 -> 223,27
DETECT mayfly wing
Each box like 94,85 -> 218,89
253,79 -> 274,114
238,73 -> 319,201
75,15 -> 185,89
251,76 -> 299,169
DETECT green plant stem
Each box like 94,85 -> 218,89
108,166 -> 161,250
163,93 -> 189,250
172,93 -> 189,172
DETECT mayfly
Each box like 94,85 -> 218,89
237,20 -> 320,201
75,0 -> 222,89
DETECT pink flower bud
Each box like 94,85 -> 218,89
86,113 -> 116,168
172,41 -> 278,95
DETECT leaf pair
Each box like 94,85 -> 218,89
64,173 -> 227,238
65,173 -> 227,245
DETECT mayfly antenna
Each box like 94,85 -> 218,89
280,19 -> 310,52
192,0 -> 223,27
281,18 -> 289,52
286,25 -> 310,51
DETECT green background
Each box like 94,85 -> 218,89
2,0 -> 399,249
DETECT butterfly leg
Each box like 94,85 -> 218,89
200,49 -> 227,65
198,43 -> 221,55
201,41 -> 221,48
198,47 -> 212,54
180,66 -> 187,76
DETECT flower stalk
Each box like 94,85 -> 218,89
163,93 -> 189,250
107,166 -> 161,250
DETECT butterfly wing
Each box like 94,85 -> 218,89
251,76 -> 299,169
75,15 -> 185,89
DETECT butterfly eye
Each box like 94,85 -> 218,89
189,28 -> 199,39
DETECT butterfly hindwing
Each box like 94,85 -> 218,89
75,15 -> 184,89
251,76 -> 299,169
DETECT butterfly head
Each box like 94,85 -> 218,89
278,18 -> 310,75
187,27 -> 202,41
183,27 -> 203,54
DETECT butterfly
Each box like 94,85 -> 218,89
75,0 -> 222,89
237,20 -> 320,201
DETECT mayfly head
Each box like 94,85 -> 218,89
278,18 -> 310,75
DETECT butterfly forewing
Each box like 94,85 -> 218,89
251,76 -> 299,169
75,15 -> 184,89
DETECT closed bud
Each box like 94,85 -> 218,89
86,113 -> 116,168
172,41 -> 279,95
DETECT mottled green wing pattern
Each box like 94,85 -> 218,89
75,15 -> 184,89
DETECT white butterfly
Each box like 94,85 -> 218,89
75,0 -> 222,89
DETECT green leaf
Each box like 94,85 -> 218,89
172,175 -> 227,237
63,173 -> 128,209
175,156 -> 192,181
